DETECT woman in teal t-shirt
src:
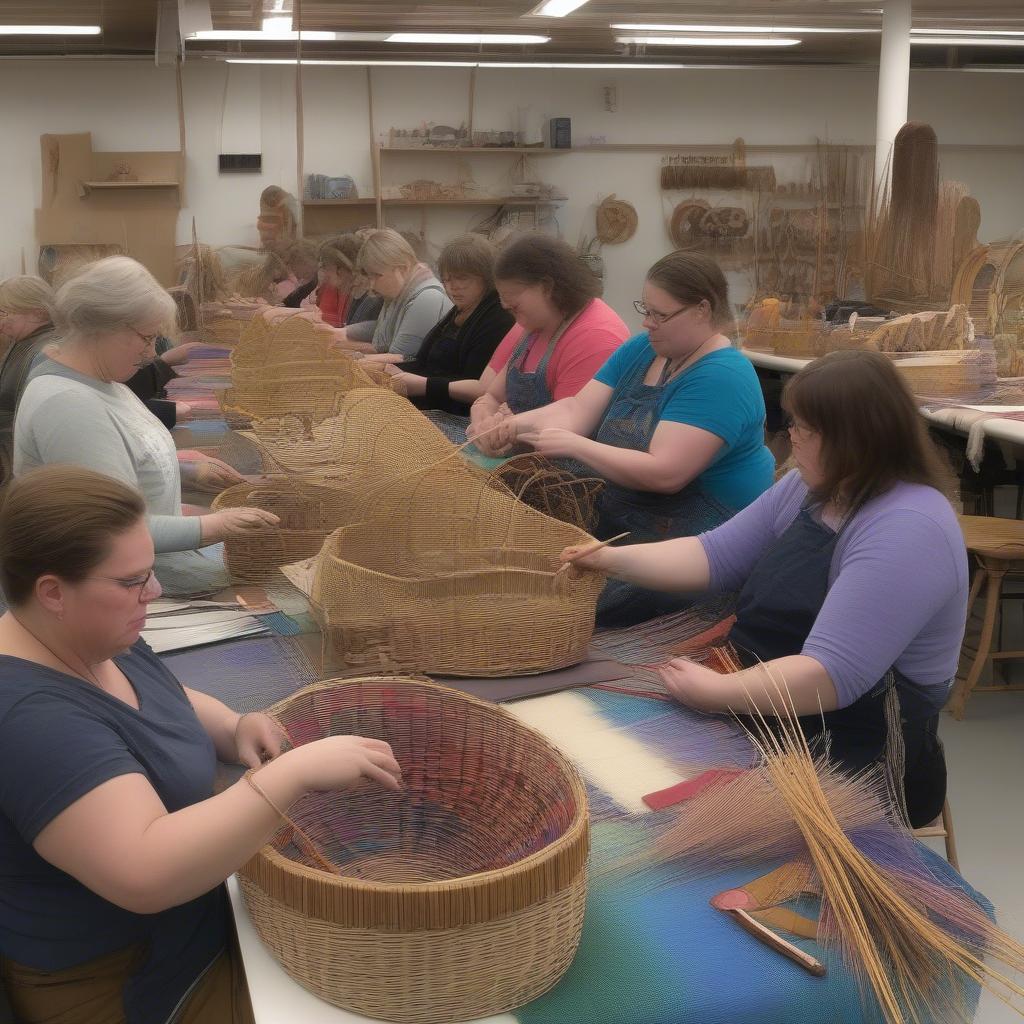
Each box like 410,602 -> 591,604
474,250 -> 774,625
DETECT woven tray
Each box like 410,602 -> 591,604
238,676 -> 589,1023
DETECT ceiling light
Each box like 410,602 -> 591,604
189,29 -> 338,40
226,58 -> 480,67
262,16 -> 291,33
616,35 -> 801,47
532,0 -> 591,15
478,61 -> 689,68
385,33 -> 550,44
0,24 -> 101,35
910,36 -> 1024,46
612,23 -> 878,34
911,27 -> 1024,36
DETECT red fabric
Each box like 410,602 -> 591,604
641,768 -> 745,810
317,285 -> 344,327
488,298 -> 629,401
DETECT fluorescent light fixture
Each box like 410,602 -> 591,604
612,23 -> 879,34
910,36 -> 1024,46
189,29 -> 339,40
533,0 -> 590,15
616,35 -> 801,47
911,27 -> 1024,36
479,61 -> 689,68
0,24 -> 101,35
226,58 -> 480,67
386,33 -> 550,44
262,16 -> 292,33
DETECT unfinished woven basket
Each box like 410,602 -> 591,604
304,489 -> 604,676
212,478 -> 376,584
238,676 -> 589,1023
885,346 -> 996,399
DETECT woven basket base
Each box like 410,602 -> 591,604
239,868 -> 587,1023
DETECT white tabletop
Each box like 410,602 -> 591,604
741,347 -> 1024,450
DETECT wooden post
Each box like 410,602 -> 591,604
467,67 -> 477,140
367,67 -> 383,229
295,0 -> 305,234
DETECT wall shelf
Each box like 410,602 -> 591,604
302,198 -> 376,206
382,196 -> 566,206
381,147 -> 566,155
79,180 -> 180,194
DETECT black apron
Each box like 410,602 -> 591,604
728,505 -> 947,828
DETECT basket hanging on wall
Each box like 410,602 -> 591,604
595,195 -> 638,245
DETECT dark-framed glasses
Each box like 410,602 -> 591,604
84,569 -> 158,603
633,300 -> 689,326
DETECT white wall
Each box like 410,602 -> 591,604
1,60 -> 1022,326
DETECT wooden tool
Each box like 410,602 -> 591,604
724,906 -> 827,977
554,532 -> 630,577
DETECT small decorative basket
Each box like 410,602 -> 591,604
238,676 -> 589,1023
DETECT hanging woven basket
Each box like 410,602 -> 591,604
668,198 -> 710,250
595,194 -> 638,245
238,676 -> 590,1023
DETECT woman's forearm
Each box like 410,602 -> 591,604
602,536 -> 712,592
568,437 -> 694,493
334,338 -> 377,355
700,656 -> 839,717
185,687 -> 241,763
448,378 -> 485,403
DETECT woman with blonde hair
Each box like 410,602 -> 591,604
331,228 -> 450,358
14,257 -> 278,596
0,465 -> 401,1023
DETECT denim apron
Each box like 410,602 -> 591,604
728,504 -> 947,827
504,316 -> 575,414
593,355 -> 734,627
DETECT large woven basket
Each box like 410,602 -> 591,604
886,345 -> 996,399
306,497 -> 604,676
238,676 -> 589,1023
212,478 -> 371,584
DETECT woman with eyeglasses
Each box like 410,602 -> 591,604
474,250 -> 773,625
13,257 -> 279,597
561,350 -> 967,826
0,466 -> 402,1024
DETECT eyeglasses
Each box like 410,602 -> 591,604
786,418 -> 818,442
84,569 -> 158,603
634,300 -> 690,326
129,326 -> 160,347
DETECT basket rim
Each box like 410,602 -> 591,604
239,675 -> 590,927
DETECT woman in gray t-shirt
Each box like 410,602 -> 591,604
13,256 -> 278,596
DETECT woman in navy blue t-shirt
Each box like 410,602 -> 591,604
0,467 -> 402,1024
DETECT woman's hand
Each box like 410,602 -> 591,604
159,341 -> 204,368
519,427 -> 584,460
558,542 -> 615,574
234,712 -> 290,769
200,506 -> 281,543
656,658 -> 724,712
394,371 -> 426,397
185,459 -> 247,493
468,411 -> 518,456
285,735 -> 403,793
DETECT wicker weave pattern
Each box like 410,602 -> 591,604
239,677 -> 589,1022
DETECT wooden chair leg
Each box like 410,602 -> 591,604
941,799 -> 960,873
948,566 -> 1004,720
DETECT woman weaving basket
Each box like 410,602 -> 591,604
563,349 -> 968,827
13,257 -> 279,596
0,467 -> 403,1024
473,251 -> 773,625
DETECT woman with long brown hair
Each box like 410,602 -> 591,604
563,349 -> 968,827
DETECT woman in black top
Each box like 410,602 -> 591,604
371,234 -> 513,416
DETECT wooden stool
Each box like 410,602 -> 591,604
948,515 -> 1024,719
912,799 -> 960,872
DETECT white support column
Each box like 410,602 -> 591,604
874,0 -> 912,199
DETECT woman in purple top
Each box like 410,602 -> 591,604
562,350 -> 968,827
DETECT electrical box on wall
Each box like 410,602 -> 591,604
219,154 -> 262,173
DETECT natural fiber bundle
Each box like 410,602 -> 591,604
866,305 -> 971,354
595,195 -> 638,245
212,478 -> 374,584
738,678 -> 1024,1024
660,164 -> 775,191
239,676 -> 589,1023
491,452 -> 604,532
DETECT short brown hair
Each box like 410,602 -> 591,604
782,349 -> 954,511
357,229 -> 418,275
437,234 -> 497,290
318,235 -> 362,274
0,467 -> 146,605
646,251 -> 732,329
494,234 -> 600,318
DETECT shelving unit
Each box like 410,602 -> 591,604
380,147 -> 567,156
382,196 -> 565,206
302,198 -> 377,207
79,180 -> 180,194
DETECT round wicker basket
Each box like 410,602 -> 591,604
595,195 -> 637,245
239,676 -> 590,1023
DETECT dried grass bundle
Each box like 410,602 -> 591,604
660,164 -> 776,191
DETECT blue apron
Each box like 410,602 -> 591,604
593,355 -> 734,627
728,504 -> 947,828
504,316 -> 575,414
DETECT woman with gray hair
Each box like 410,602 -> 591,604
13,256 -> 278,596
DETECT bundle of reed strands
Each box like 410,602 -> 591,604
660,164 -> 776,191
743,668 -> 1024,1024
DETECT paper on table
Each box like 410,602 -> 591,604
143,618 -> 269,654
144,609 -> 260,630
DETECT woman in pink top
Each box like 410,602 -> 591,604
467,235 -> 628,439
